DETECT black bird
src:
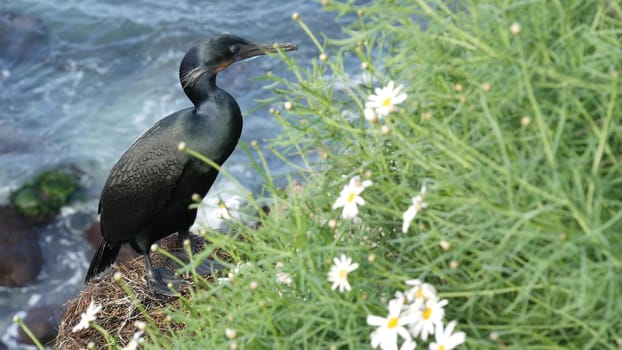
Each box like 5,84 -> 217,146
85,34 -> 296,294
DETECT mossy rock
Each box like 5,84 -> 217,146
10,170 -> 79,223
34,170 -> 79,207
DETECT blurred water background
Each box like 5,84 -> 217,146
0,1 -> 349,348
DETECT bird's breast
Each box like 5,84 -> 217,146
182,103 -> 242,165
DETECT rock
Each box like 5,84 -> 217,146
17,304 -> 61,346
10,169 -> 79,224
0,206 -> 42,286
84,222 -> 139,266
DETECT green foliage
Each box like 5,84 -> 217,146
35,170 -> 79,207
10,169 -> 79,223
144,1 -> 621,349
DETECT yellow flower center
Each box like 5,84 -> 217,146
347,192 -> 356,203
338,269 -> 347,280
387,317 -> 399,329
438,345 -> 445,350
416,287 -> 424,299
382,97 -> 392,107
423,307 -> 432,320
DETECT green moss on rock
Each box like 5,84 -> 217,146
9,170 -> 79,223
34,170 -> 79,207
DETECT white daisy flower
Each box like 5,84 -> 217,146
367,299 -> 417,350
365,81 -> 408,118
276,271 -> 293,285
327,254 -> 359,292
215,199 -> 235,220
404,279 -> 438,305
402,186 -> 428,233
332,176 -> 373,219
72,299 -> 102,333
191,194 -> 244,233
429,320 -> 466,350
121,331 -> 144,350
409,298 -> 448,341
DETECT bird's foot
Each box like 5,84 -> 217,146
187,258 -> 226,277
146,267 -> 188,296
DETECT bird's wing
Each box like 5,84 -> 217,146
99,117 -> 189,242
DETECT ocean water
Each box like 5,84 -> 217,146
0,1 -> 347,348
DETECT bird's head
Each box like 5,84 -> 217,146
180,34 -> 296,88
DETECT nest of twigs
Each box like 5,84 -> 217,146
55,233 -> 231,350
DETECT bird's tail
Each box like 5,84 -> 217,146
85,240 -> 121,283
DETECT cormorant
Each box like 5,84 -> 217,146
85,34 -> 296,295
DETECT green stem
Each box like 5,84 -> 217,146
13,317 -> 45,350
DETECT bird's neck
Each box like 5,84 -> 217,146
181,77 -> 243,164
183,73 -> 218,107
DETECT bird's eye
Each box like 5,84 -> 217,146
230,45 -> 240,55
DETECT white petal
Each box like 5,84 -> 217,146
71,323 -> 84,333
391,83 -> 402,94
410,322 -> 423,338
380,331 -> 399,350
388,299 -> 404,315
402,208 -> 416,233
371,330 -> 382,348
331,280 -> 342,291
419,323 -> 432,341
367,315 -> 388,326
365,108 -> 377,121
434,321 -> 445,343
405,279 -> 422,286
342,204 -> 359,219
334,255 -> 344,265
393,93 -> 407,104
396,326 -> 411,341
343,281 -> 352,291
401,339 -> 417,350
333,196 -> 346,209
402,220 -> 411,234
341,254 -> 351,264
444,320 -> 457,337
398,314 -> 417,326
376,107 -> 391,117
448,332 -> 466,348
